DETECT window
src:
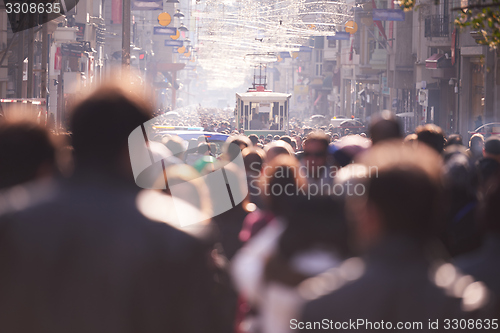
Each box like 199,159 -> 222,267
315,50 -> 323,76
315,49 -> 323,63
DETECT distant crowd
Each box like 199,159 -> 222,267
0,86 -> 498,333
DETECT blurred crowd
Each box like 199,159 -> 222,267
0,86 -> 499,333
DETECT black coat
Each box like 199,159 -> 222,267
455,234 -> 500,311
0,176 -> 219,333
299,236 -> 493,333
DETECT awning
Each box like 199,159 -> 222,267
309,78 -> 324,90
395,112 -> 414,117
426,54 -> 451,69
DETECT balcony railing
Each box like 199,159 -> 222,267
424,15 -> 450,37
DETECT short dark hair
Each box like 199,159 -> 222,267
70,86 -> 152,169
469,133 -> 484,151
279,135 -> 292,145
0,121 -> 56,189
359,142 -> 443,238
197,143 -> 210,154
223,135 -> 251,161
484,135 -> 500,155
165,136 -> 185,158
303,131 -> 329,151
369,111 -> 402,145
445,134 -> 463,147
416,124 -> 445,154
248,134 -> 259,146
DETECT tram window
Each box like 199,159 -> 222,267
244,105 -> 249,129
280,106 -> 283,130
272,102 -> 279,118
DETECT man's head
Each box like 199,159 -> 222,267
248,134 -> 259,146
197,143 -> 212,155
351,142 -> 443,247
469,133 -> 484,157
279,135 -> 292,146
263,140 -> 294,163
303,132 -> 329,176
483,135 -> 500,163
446,134 -> 463,147
261,154 -> 307,215
369,111 -> 402,145
0,121 -> 56,189
164,136 -> 186,160
222,135 -> 251,161
242,147 -> 266,177
70,86 -> 152,177
416,124 -> 446,154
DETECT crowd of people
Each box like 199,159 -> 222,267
0,86 -> 499,333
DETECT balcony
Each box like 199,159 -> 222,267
424,15 -> 449,38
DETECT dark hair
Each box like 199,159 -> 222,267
261,155 -> 307,216
368,168 -> 443,238
197,143 -> 210,154
242,147 -> 265,176
0,121 -> 56,189
416,124 -> 446,154
165,136 -> 185,158
264,196 -> 349,286
279,135 -> 292,145
278,196 -> 349,259
445,134 -> 463,147
469,133 -> 484,149
223,135 -> 251,161
484,135 -> 500,155
303,131 -> 329,151
478,174 -> 500,233
360,143 -> 444,238
248,134 -> 259,146
70,86 -> 151,170
369,111 -> 402,145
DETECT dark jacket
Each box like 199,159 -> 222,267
455,234 -> 500,306
0,176 -> 219,333
300,235 -> 492,332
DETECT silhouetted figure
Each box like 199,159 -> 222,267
416,124 -> 446,154
300,143 -> 492,332
368,110 -> 402,145
477,136 -> 500,196
0,86 -> 220,333
0,121 -> 56,189
445,134 -> 463,147
467,133 -> 484,165
455,173 -> 500,313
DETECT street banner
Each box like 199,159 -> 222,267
165,40 -> 184,47
327,32 -> 350,40
154,27 -> 177,35
132,0 -> 162,10
372,9 -> 405,21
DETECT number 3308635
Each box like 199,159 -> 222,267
6,2 -> 61,14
